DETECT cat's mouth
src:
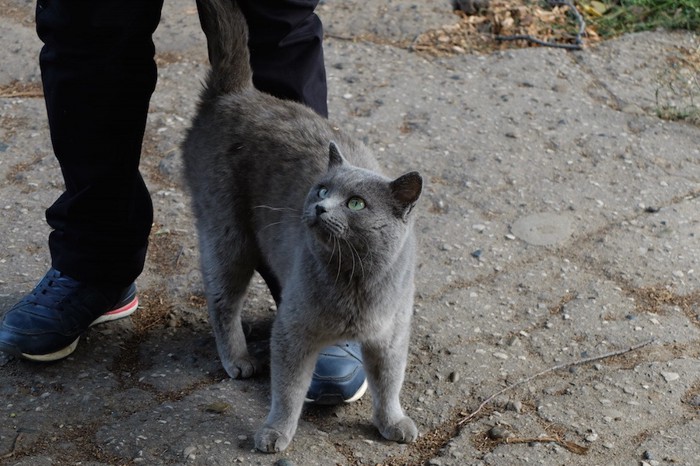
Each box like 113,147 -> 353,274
303,209 -> 346,246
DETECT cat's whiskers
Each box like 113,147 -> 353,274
258,213 -> 299,232
253,204 -> 300,213
354,242 -> 366,279
343,238 -> 365,281
343,238 -> 357,281
333,236 -> 343,286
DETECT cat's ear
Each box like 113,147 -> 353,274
328,141 -> 346,169
390,171 -> 423,221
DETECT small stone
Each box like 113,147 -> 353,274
506,400 -> 523,413
488,426 -> 511,440
470,249 -> 482,258
448,371 -> 460,383
275,460 -> 296,466
493,352 -> 508,360
203,401 -> 230,413
585,432 -> 598,442
643,450 -> 653,460
183,446 -> 196,460
661,371 -> 680,382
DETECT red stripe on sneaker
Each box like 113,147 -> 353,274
102,296 -> 139,317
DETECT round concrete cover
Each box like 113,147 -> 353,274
510,212 -> 573,246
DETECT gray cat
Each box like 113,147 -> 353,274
183,0 -> 422,452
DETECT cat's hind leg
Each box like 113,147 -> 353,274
362,331 -> 418,443
198,224 -> 259,379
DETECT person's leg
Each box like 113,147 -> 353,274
238,0 -> 327,118
39,0 -> 163,288
0,0 -> 163,361
235,0 -> 364,405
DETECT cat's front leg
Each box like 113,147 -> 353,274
255,320 -> 318,452
362,334 -> 418,443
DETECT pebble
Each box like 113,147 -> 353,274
448,371 -> 460,383
488,426 -> 511,440
660,371 -> 680,382
506,400 -> 523,413
275,460 -> 296,466
182,446 -> 196,460
493,352 -> 508,360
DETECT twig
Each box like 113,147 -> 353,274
458,338 -> 655,425
496,0 -> 586,51
0,91 -> 44,98
174,245 -> 185,267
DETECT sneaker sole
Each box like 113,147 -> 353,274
304,377 -> 368,405
91,295 -> 139,326
21,337 -> 80,362
343,377 -> 368,403
18,295 -> 139,362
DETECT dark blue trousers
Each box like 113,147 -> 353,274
36,0 -> 327,288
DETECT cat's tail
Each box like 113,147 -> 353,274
197,0 -> 253,99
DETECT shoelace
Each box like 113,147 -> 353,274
25,270 -> 81,310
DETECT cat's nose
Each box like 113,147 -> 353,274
315,204 -> 326,216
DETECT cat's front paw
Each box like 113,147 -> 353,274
254,426 -> 291,453
221,355 -> 258,379
378,416 -> 418,443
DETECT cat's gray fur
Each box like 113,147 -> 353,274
183,0 -> 422,452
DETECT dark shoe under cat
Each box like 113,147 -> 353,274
0,268 -> 138,361
305,342 -> 367,405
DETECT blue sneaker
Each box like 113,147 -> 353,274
305,342 -> 368,405
0,268 -> 138,362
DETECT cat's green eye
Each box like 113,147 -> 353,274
347,197 -> 366,211
318,187 -> 329,199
